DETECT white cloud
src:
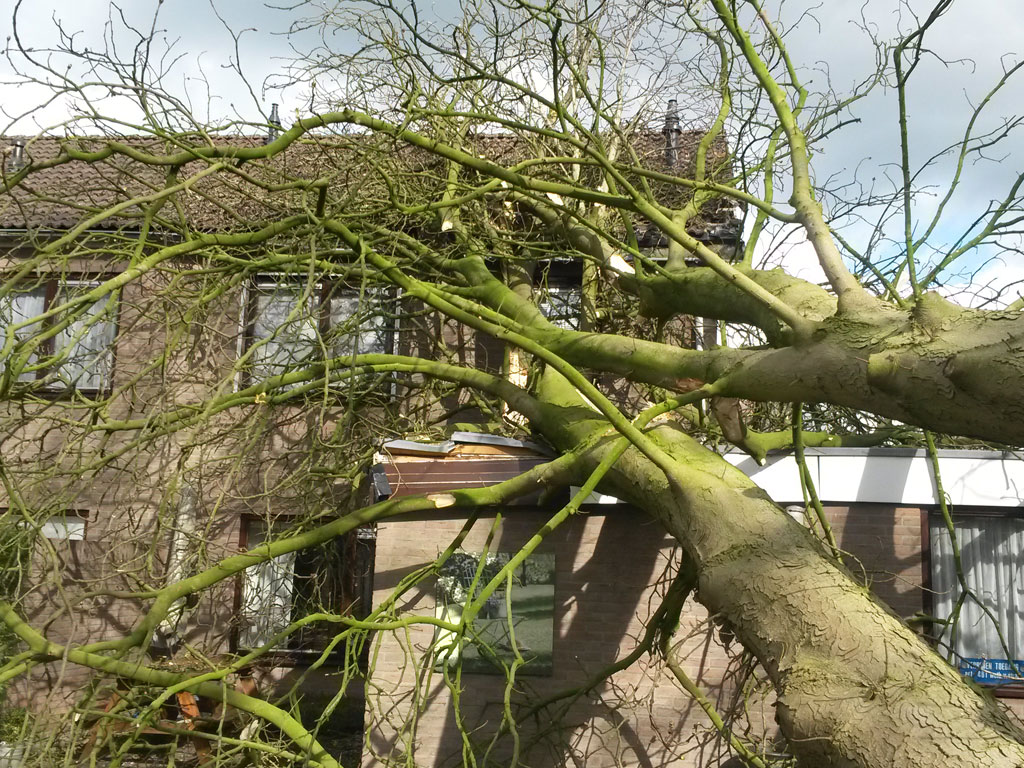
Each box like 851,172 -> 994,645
0,1 -> 311,133
937,258 -> 1024,309
750,223 -> 828,286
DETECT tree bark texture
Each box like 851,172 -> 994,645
535,372 -> 1024,768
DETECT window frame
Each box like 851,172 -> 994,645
925,506 -> 1024,696
8,508 -> 89,541
0,273 -> 121,396
433,548 -> 556,677
234,515 -> 375,665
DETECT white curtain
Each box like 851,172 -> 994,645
1,286 -> 46,382
250,282 -> 319,382
54,283 -> 117,390
239,522 -> 296,649
40,514 -> 86,540
329,289 -> 389,356
930,515 -> 1024,680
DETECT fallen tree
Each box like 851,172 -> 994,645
3,0 -> 1024,766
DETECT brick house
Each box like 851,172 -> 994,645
2,125 -> 1022,768
368,439 -> 1024,766
0,125 -> 730,736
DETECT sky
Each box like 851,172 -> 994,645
0,0 -> 311,130
1,0 -> 1022,305
751,1 -> 1024,305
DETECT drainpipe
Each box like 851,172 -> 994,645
152,483 -> 199,652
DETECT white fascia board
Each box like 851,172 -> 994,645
726,452 -> 815,504
726,448 -> 1024,508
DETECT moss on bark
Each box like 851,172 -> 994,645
533,369 -> 1024,768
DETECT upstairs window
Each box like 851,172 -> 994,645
0,277 -> 118,393
243,277 -> 392,388
930,512 -> 1024,686
246,280 -> 321,383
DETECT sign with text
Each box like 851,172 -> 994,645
960,657 -> 1024,685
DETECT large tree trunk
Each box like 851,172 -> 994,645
543,290 -> 1024,447
536,373 -> 1024,768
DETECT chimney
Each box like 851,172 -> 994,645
266,103 -> 282,144
662,99 -> 681,167
7,140 -> 26,173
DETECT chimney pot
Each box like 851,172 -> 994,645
663,100 -> 681,167
7,140 -> 26,173
266,104 -> 282,144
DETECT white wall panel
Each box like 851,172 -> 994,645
816,455 -> 932,504
725,450 -> 1024,508
726,453 -> 809,503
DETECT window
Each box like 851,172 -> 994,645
535,261 -> 582,331
8,509 -> 87,540
0,277 -> 118,392
40,512 -> 87,541
537,283 -> 582,331
243,277 -> 392,387
930,512 -> 1024,685
434,550 -> 555,676
238,519 -> 374,655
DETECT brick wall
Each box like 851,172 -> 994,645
366,509 -> 761,768
366,455 -> 933,768
819,503 -> 926,620
7,440 -> 939,763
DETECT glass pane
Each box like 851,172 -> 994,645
328,289 -> 390,357
538,284 -> 581,330
434,550 -> 555,676
53,282 -> 117,391
239,521 -> 297,649
291,537 -> 350,650
40,515 -> 86,541
0,285 -> 46,382
249,281 -> 320,384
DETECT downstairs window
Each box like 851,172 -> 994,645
238,520 -> 374,658
930,512 -> 1024,685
